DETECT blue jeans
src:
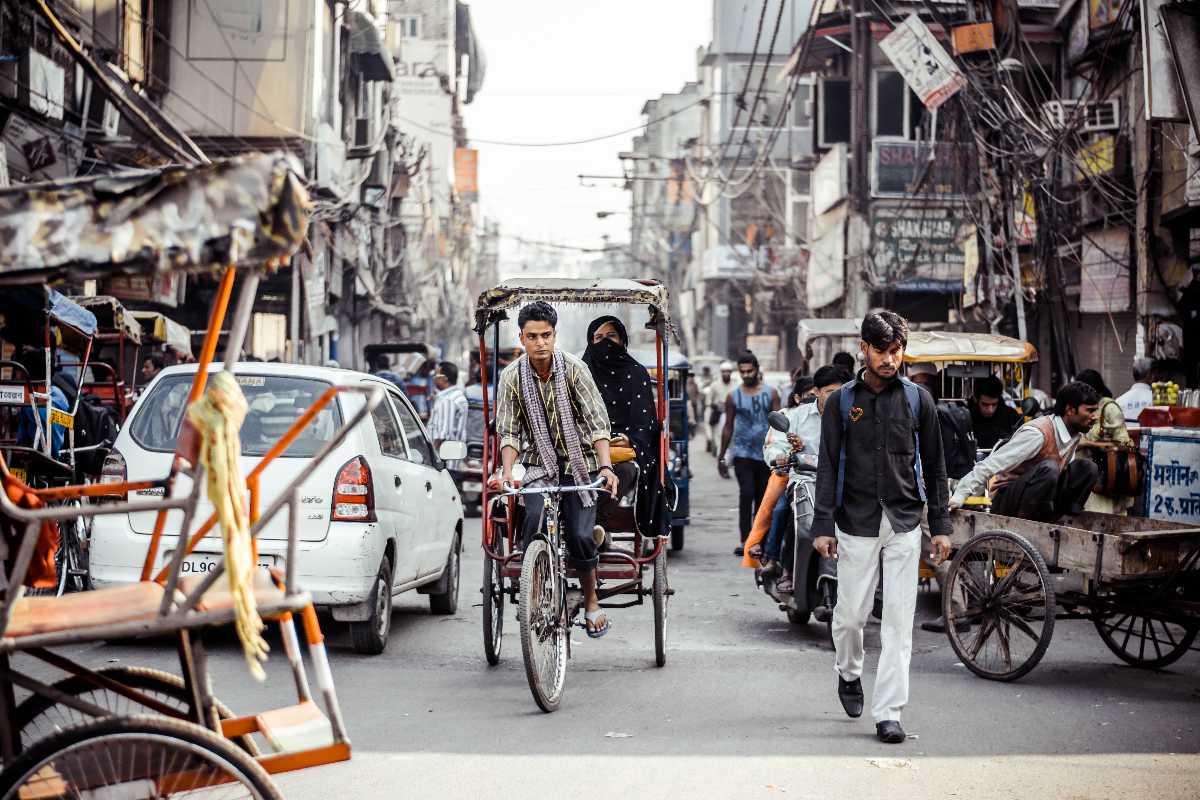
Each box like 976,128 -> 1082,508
763,488 -> 791,561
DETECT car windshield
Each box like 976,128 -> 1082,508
130,373 -> 342,457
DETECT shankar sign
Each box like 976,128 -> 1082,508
879,14 -> 967,111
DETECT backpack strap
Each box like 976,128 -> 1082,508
899,377 -> 927,503
835,382 -> 856,507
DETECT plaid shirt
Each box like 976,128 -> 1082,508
496,352 -> 611,472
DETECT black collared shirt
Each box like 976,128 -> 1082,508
812,371 -> 951,538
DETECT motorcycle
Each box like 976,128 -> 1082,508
757,411 -> 837,641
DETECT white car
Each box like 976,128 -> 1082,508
90,363 -> 465,655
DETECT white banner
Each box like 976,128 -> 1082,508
879,15 -> 967,110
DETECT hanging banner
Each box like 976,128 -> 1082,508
1079,227 -> 1131,313
879,14 -> 967,111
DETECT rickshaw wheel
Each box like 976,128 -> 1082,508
518,539 -> 567,712
944,530 -> 1055,682
483,536 -> 506,666
1092,594 -> 1199,669
0,715 -> 280,800
670,524 -> 685,552
12,666 -> 253,757
653,545 -> 669,667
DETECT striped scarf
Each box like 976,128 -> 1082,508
518,352 -> 595,507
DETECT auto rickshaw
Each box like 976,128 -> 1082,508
637,349 -> 691,551
902,330 -> 1038,405
132,309 -> 194,365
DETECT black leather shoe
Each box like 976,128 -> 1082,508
876,720 -> 906,744
837,677 -> 864,718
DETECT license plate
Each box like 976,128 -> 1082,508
10,467 -> 25,484
462,481 -> 483,493
179,553 -> 275,576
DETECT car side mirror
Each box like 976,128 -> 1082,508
438,440 -> 467,462
767,411 -> 791,433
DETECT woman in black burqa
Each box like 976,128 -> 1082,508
582,315 -> 663,536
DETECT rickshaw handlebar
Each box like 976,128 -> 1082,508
499,476 -> 607,497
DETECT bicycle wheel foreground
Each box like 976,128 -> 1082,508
518,538 -> 567,712
0,716 -> 281,800
1092,590 -> 1199,669
944,530 -> 1055,682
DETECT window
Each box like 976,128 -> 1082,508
395,15 -> 420,38
793,82 -> 812,129
131,375 -> 342,457
371,395 -> 406,458
389,394 -> 435,466
792,200 -> 810,244
818,78 -> 851,147
873,71 -> 923,140
792,169 -> 811,195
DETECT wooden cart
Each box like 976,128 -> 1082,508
942,509 -> 1200,681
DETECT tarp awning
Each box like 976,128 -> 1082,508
0,286 -> 97,352
475,278 -> 672,335
903,331 -> 1038,364
349,10 -> 396,83
131,310 -> 192,356
0,153 -> 309,282
71,295 -> 142,344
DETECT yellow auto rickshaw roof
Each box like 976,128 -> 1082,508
903,331 -> 1038,364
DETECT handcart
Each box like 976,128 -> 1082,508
0,153 -> 374,798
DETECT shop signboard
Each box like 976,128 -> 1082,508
1144,430 -> 1200,524
870,205 -> 972,286
872,141 -> 977,198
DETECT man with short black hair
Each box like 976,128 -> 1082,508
141,354 -> 165,384
428,361 -> 467,468
488,301 -> 618,638
952,381 -> 1100,521
970,375 -> 1021,451
812,311 -> 950,744
719,350 -> 781,556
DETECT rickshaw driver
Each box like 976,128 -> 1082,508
487,301 -> 621,638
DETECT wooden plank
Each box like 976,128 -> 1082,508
949,510 -> 1200,581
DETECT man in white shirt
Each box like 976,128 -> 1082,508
951,381 -> 1100,521
703,361 -> 738,456
428,361 -> 468,469
1115,357 -> 1155,424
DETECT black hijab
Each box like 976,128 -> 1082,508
583,315 -> 663,532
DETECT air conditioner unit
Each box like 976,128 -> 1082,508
1040,100 -> 1078,129
1082,100 -> 1119,133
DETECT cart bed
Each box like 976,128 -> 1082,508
949,509 -> 1200,582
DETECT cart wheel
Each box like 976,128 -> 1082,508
0,715 -> 281,799
653,545 -> 669,667
518,538 -> 567,712
11,665 -> 250,755
670,524 -> 685,552
482,539 -> 506,666
1092,598 -> 1199,670
943,530 -> 1055,682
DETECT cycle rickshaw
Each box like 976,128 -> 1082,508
637,349 -> 690,551
70,294 -> 143,422
0,153 -> 377,797
475,279 -> 673,712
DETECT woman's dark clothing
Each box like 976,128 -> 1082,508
582,316 -> 663,535
733,457 -> 771,541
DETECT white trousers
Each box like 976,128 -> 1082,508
832,515 -> 922,723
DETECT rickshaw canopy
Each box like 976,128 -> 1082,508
71,295 -> 142,345
474,278 -> 673,338
131,310 -> 192,357
0,286 -> 97,352
0,153 -> 309,282
634,349 -> 690,372
796,318 -> 863,349
903,331 -> 1037,364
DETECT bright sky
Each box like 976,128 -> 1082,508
465,1 -> 712,259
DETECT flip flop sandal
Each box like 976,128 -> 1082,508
585,609 -> 611,639
747,544 -> 764,560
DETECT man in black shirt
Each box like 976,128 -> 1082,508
812,312 -> 951,745
969,375 -> 1021,451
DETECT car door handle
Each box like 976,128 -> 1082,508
425,481 -> 432,493
394,475 -> 402,488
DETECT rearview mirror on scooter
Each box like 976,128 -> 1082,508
767,411 -> 791,433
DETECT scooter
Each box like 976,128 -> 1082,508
757,411 -> 837,640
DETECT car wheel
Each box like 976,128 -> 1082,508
429,533 -> 461,615
350,556 -> 393,655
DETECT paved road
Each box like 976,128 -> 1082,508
17,447 -> 1200,798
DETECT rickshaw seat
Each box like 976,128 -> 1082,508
5,582 -> 173,639
178,569 -> 287,613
